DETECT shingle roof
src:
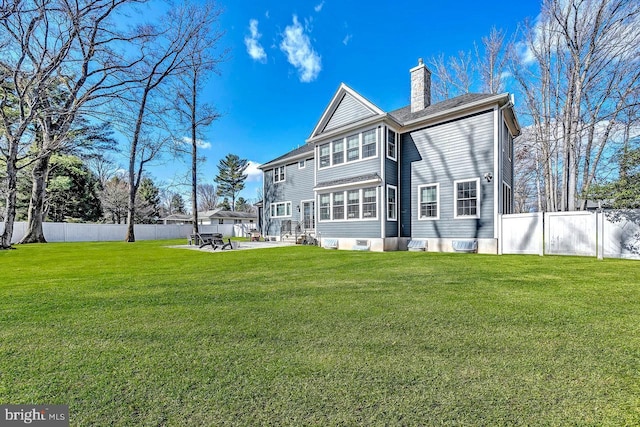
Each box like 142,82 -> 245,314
315,173 -> 382,190
199,210 -> 257,219
389,93 -> 498,124
260,143 -> 314,169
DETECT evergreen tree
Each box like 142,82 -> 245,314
218,197 -> 231,211
136,178 -> 161,223
170,193 -> 187,214
214,154 -> 248,211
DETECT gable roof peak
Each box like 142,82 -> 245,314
308,83 -> 385,140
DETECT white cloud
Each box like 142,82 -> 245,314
245,161 -> 263,182
314,1 -> 324,12
280,15 -> 322,83
244,19 -> 267,63
181,136 -> 211,150
265,10 -> 270,19
342,34 -> 352,45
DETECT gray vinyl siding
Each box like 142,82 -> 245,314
323,93 -> 376,133
317,221 -> 381,239
263,158 -> 315,236
401,110 -> 496,239
316,156 -> 381,184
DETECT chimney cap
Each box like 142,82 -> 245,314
418,58 -> 423,65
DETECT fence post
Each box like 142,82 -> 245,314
597,211 -> 604,260
538,212 -> 544,257
497,214 -> 503,255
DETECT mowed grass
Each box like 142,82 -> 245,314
1,241 -> 639,426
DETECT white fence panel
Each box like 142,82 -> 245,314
545,211 -> 596,256
234,223 -> 258,238
602,211 -> 640,260
501,213 -> 543,255
4,222 -> 195,243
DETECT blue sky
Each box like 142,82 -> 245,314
149,0 -> 543,204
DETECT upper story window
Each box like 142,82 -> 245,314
298,159 -> 306,169
319,144 -> 330,168
332,139 -> 344,165
346,134 -> 360,162
386,128 -> 397,161
318,127 -> 378,169
454,178 -> 480,218
362,129 -> 376,158
273,165 -> 285,183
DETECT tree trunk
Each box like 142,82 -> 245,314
0,157 -> 19,249
19,154 -> 52,244
191,73 -> 199,236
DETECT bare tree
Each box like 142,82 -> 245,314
0,0 -> 148,247
475,27 -> 509,94
511,0 -> 640,211
121,0 -> 220,242
172,0 -> 226,236
428,51 -> 473,102
197,184 -> 219,211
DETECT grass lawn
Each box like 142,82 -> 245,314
1,241 -> 639,426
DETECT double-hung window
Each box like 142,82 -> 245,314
419,184 -> 439,219
362,187 -> 377,218
319,143 -> 330,168
319,194 -> 330,220
332,139 -> 344,165
332,192 -> 344,220
387,129 -> 397,160
454,178 -> 480,218
346,134 -> 360,162
347,190 -> 360,218
270,201 -> 292,218
318,187 -> 378,221
362,129 -> 376,158
273,166 -> 285,183
387,185 -> 397,220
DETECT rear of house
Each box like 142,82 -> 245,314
259,59 -> 520,253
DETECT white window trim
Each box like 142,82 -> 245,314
502,182 -> 513,214
298,159 -> 306,169
270,201 -> 292,218
418,183 -> 440,221
317,187 -> 378,222
317,127 -> 379,170
387,184 -> 398,221
273,165 -> 286,183
386,128 -> 397,161
453,178 -> 481,219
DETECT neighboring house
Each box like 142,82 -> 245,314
196,209 -> 258,227
259,59 -> 521,253
162,209 -> 258,227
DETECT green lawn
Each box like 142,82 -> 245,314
1,241 -> 639,426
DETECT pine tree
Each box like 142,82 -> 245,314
214,154 -> 248,211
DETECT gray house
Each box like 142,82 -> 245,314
259,59 -> 521,253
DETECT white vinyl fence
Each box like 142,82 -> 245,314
5,222 -> 256,244
500,210 -> 640,260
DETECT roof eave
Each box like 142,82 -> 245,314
258,149 -> 314,170
400,93 -> 510,130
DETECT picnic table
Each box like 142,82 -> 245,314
188,232 -> 222,246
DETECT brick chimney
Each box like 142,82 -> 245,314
410,58 -> 431,113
